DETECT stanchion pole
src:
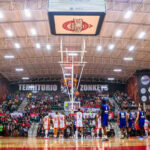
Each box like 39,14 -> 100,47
143,102 -> 146,112
71,61 -> 74,112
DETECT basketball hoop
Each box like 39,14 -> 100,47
59,39 -> 86,111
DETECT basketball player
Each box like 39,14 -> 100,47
144,118 -> 149,137
76,109 -> 83,139
117,107 -> 128,139
72,116 -> 76,138
53,112 -> 59,138
100,98 -> 109,141
128,109 -> 136,137
135,106 -> 145,139
96,111 -> 101,138
43,113 -> 50,139
59,112 -> 66,138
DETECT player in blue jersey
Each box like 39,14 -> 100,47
128,109 -> 136,137
72,116 -> 76,138
100,97 -> 109,141
117,107 -> 128,139
135,106 -> 145,139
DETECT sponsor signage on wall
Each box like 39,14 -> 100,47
19,84 -> 58,91
137,70 -> 150,103
18,83 -> 110,92
11,112 -> 23,117
80,84 -> 108,91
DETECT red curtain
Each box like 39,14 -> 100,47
126,75 -> 139,104
0,78 -> 9,104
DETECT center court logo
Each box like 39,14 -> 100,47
62,18 -> 93,32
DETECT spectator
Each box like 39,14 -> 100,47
0,124 -> 3,136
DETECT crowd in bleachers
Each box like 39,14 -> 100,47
0,113 -> 31,136
0,90 -> 137,137
112,91 -> 137,109
0,91 -> 69,137
25,91 -> 68,113
0,93 -> 31,136
75,92 -> 102,108
2,93 -> 24,113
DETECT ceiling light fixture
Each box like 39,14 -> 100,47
4,55 -> 15,59
0,11 -> 4,19
123,57 -> 133,61
15,68 -> 24,72
108,44 -> 115,50
35,43 -> 41,49
22,77 -> 29,80
108,78 -> 115,81
24,9 -> 31,18
115,29 -> 123,37
128,45 -> 135,52
124,10 -> 133,19
113,69 -> 122,72
14,43 -> 21,49
30,28 -> 37,36
97,45 -> 102,51
138,31 -> 146,39
6,29 -> 13,37
46,44 -> 51,50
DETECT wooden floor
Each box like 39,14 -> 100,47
0,137 -> 150,149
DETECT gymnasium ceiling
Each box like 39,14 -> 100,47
0,0 -> 150,83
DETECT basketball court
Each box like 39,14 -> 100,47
0,0 -> 150,150
0,137 -> 150,150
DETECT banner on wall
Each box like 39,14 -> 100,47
30,113 -> 39,117
81,108 -> 100,113
137,70 -> 150,103
0,113 -> 5,117
11,112 -> 23,117
16,82 -> 123,93
80,84 -> 108,92
69,113 -> 96,118
19,84 -> 58,91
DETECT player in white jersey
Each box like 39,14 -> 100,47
76,109 -> 83,139
59,112 -> 66,138
53,112 -> 59,138
144,119 -> 149,137
43,113 -> 50,139
96,111 -> 101,138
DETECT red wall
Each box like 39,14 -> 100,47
126,75 -> 139,104
0,77 -> 9,104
